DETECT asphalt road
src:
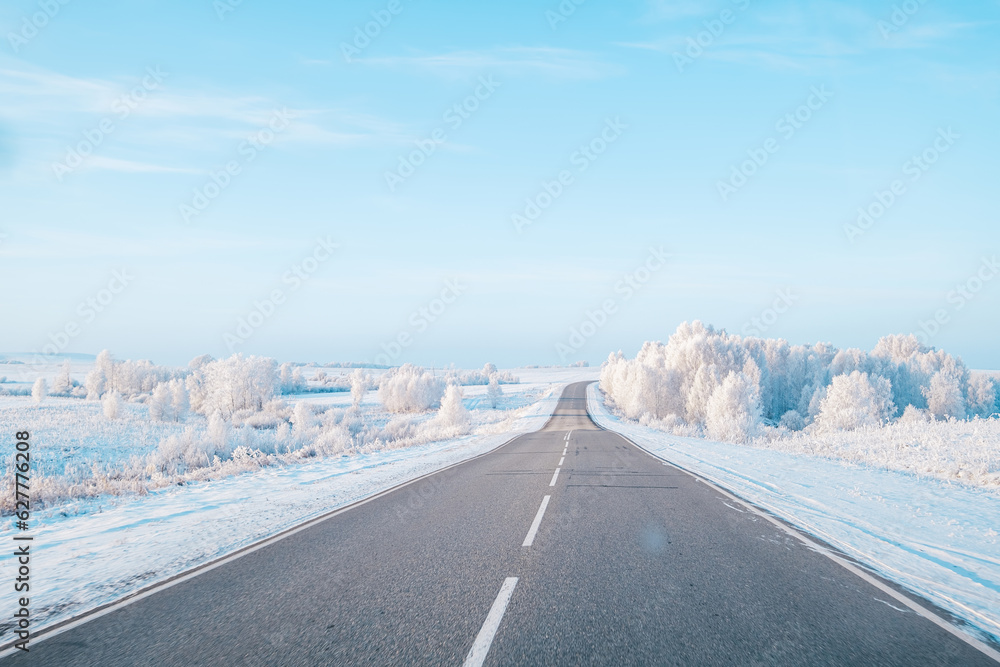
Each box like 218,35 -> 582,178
8,382 -> 997,665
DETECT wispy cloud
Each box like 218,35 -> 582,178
620,2 -> 992,71
360,47 -> 622,80
86,156 -> 204,175
643,0 -> 722,22
0,57 -> 412,179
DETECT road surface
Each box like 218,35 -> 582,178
7,382 -> 996,665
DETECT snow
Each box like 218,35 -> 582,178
0,372 -> 578,639
588,382 -> 1000,647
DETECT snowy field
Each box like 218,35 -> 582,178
589,383 -> 1000,647
0,354 -> 597,638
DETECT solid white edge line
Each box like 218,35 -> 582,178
462,577 -> 518,667
0,424 -> 546,660
522,495 -> 551,547
549,468 -> 561,487
584,383 -> 1000,664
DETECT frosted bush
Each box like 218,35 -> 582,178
779,410 -> 805,431
102,391 -> 123,419
436,384 -> 469,432
349,369 -> 370,408
487,376 -> 503,408
51,361 -> 74,396
32,378 -> 47,404
899,405 -> 931,424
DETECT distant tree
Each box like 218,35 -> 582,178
170,379 -> 190,421
51,360 -> 74,395
378,364 -> 445,413
486,375 -> 503,408
438,384 -> 469,430
150,383 -> 172,421
102,390 -> 123,419
31,377 -> 47,404
349,369 -> 370,408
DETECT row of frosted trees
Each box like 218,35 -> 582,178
76,352 -> 507,424
600,321 -> 999,442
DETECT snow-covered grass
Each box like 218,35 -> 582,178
750,417 -> 1000,488
0,370 -> 592,639
589,383 -> 1000,647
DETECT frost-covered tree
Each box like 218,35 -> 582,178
349,369 -> 370,408
966,374 -> 997,418
51,361 -> 74,396
437,384 -> 469,430
196,354 -> 278,418
85,364 -> 107,400
290,401 -> 317,437
207,411 -> 229,450
815,371 -> 895,431
704,365 -> 762,443
487,375 -> 503,408
31,377 -> 47,404
600,321 -> 985,435
924,370 -> 966,420
102,390 -> 123,419
189,354 -> 214,370
170,379 -> 190,421
150,383 -> 172,421
279,363 -> 306,394
378,364 -> 445,413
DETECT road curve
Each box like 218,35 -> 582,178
6,382 -> 997,665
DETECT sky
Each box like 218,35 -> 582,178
0,0 -> 997,369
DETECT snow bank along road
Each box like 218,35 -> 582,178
6,383 -> 998,665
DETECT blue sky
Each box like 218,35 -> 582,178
1,0 -> 998,368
